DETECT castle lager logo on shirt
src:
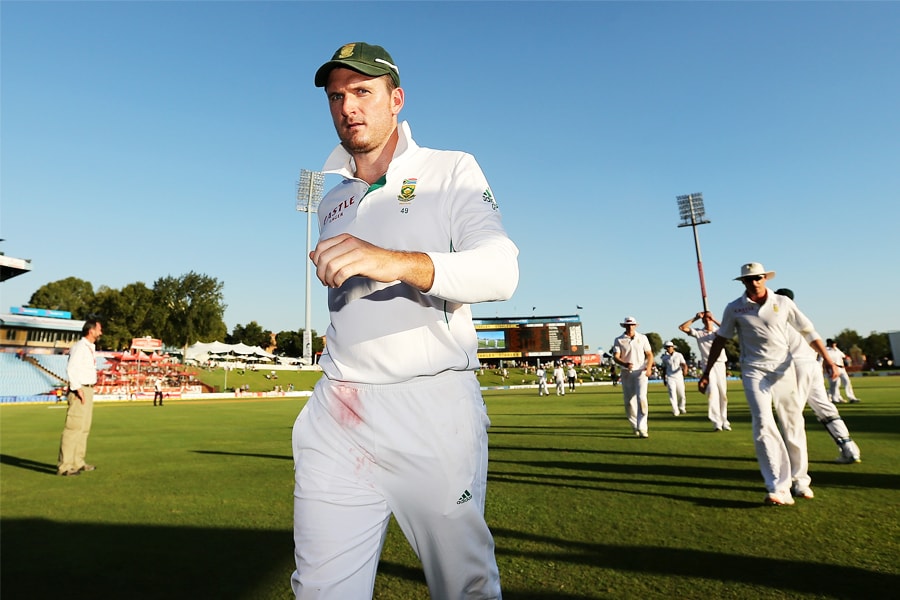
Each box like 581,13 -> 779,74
398,178 -> 418,203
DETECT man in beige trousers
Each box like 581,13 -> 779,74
58,319 -> 102,477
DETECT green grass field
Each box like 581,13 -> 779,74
2,377 -> 898,599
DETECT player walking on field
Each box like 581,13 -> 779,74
290,42 -> 518,599
536,364 -> 548,396
679,311 -> 731,431
661,341 -> 688,416
699,263 -> 841,506
775,289 -> 862,464
553,363 -> 566,396
826,339 -> 861,403
612,316 -> 654,438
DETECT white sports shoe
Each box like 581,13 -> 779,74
764,491 -> 795,506
792,486 -> 815,500
835,454 -> 861,464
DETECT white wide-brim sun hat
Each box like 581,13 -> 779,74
734,262 -> 776,281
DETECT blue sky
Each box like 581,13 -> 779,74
2,1 -> 898,354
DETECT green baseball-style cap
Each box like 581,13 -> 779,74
314,42 -> 400,88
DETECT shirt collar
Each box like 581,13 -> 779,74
322,120 -> 417,178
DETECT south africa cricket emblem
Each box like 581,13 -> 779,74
398,178 -> 418,203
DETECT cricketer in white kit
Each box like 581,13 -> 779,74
774,290 -> 862,464
291,43 -> 518,600
612,317 -> 654,438
700,263 -> 841,506
826,340 -> 861,403
680,312 -> 730,431
661,341 -> 688,416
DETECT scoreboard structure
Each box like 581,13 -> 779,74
473,315 -> 584,362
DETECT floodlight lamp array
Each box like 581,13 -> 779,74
676,192 -> 709,226
296,169 -> 326,212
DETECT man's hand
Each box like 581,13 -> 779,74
698,375 -> 709,394
309,233 -> 434,291
76,389 -> 85,404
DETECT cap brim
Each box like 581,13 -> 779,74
315,60 -> 396,87
734,271 -> 776,281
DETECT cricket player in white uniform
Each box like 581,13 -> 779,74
291,42 -> 518,600
612,317 -> 654,438
536,364 -> 548,396
699,263 -> 841,506
661,341 -> 688,415
553,363 -> 566,396
679,311 -> 730,431
775,290 -> 862,464
826,339 -> 861,403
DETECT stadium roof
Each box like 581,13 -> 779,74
0,253 -> 33,282
0,313 -> 85,332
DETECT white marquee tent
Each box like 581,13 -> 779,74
185,341 -> 276,364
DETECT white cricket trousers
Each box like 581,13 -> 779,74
795,359 -> 860,459
290,370 -> 502,600
830,367 -> 858,402
705,362 -> 729,429
621,369 -> 648,434
741,363 -> 809,494
665,374 -> 686,414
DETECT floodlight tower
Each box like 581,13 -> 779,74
676,192 -> 712,313
296,169 -> 325,366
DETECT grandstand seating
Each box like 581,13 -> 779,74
32,354 -> 68,382
0,352 -> 108,402
0,353 -> 61,399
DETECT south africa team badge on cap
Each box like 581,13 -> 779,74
398,178 -> 417,203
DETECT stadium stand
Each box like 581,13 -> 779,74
0,353 -> 61,401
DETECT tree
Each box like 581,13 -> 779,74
275,330 -> 304,357
834,329 -> 863,354
148,272 -> 227,353
274,329 -> 324,359
94,283 -> 155,350
670,337 -> 694,364
860,332 -> 892,369
722,337 -> 741,369
27,277 -> 95,319
645,332 -> 663,356
228,321 -> 272,349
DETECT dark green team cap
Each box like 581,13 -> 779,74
314,42 -> 400,88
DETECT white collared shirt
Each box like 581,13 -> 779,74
612,332 -> 652,371
685,326 -> 727,364
662,351 -> 687,377
316,121 -> 519,384
67,337 -> 97,388
718,292 -> 821,371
